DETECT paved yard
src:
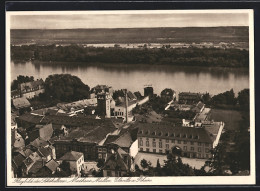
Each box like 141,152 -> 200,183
134,152 -> 207,170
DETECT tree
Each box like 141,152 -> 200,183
97,159 -> 105,169
140,159 -> 151,170
161,88 -> 175,102
237,89 -> 249,111
44,74 -> 90,102
11,75 -> 34,90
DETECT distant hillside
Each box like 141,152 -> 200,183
11,27 -> 249,45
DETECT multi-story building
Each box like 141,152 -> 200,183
178,92 -> 202,104
137,123 -> 223,159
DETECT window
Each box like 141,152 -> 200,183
84,147 -> 88,152
159,150 -> 162,153
146,141 -> 149,147
183,146 -> 187,151
190,147 -> 194,151
190,141 -> 194,145
103,148 -> 107,152
198,153 -> 201,158
146,148 -> 150,152
98,153 -> 102,159
206,154 -> 209,158
107,171 -> 111,176
183,141 -> 187,144
153,149 -> 156,153
153,142 -> 156,147
171,140 -> 175,143
146,137 -> 149,140
159,142 -> 162,148
205,143 -> 209,147
98,148 -> 102,152
178,140 -> 181,144
153,138 -> 156,141
198,142 -> 201,146
198,147 -> 201,152
140,139 -> 143,146
166,139 -> 169,143
205,148 -> 209,153
140,148 -> 143,151
166,144 -> 169,149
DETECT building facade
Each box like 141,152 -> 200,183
137,123 -> 214,159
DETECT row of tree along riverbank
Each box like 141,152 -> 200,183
11,44 -> 249,68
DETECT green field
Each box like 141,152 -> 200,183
209,109 -> 243,131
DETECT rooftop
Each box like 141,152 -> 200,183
20,79 -> 44,92
60,151 -> 83,161
45,159 -> 59,172
12,97 -> 31,109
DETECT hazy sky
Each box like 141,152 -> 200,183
10,13 -> 249,29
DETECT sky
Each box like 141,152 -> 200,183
10,12 -> 249,29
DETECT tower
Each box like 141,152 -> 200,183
97,92 -> 111,118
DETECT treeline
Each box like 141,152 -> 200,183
11,44 -> 249,68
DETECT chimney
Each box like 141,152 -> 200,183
124,89 -> 128,123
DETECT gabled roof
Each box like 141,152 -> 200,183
30,138 -> 49,148
12,97 -> 31,109
39,123 -> 53,141
112,131 -> 133,148
60,151 -> 83,161
127,91 -> 137,100
103,151 -> 129,171
45,159 -> 59,172
103,135 -> 120,145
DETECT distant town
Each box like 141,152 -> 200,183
11,74 -> 250,178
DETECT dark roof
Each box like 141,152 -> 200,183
12,97 -> 31,109
134,91 -> 142,99
137,123 -> 213,143
30,138 -> 49,148
45,159 -> 59,172
103,135 -> 120,145
112,131 -> 133,148
12,153 -> 26,168
11,90 -> 20,97
56,119 -> 117,144
38,147 -> 51,158
28,160 -> 44,174
60,151 -> 83,161
18,113 -> 43,124
103,150 -> 129,171
127,91 -> 137,100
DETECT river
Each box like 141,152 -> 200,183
11,61 -> 249,96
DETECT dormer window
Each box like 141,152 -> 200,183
176,134 -> 180,138
138,130 -> 143,134
194,135 -> 199,139
171,133 -> 175,137
165,132 -> 169,136
145,131 -> 149,135
152,131 -> 156,135
182,134 -> 187,138
189,135 -> 193,139
158,132 -> 162,136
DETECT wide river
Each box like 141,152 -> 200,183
11,61 -> 249,96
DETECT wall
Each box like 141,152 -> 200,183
22,89 -> 45,99
137,136 -> 212,159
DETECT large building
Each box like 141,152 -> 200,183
144,86 -> 154,98
178,92 -> 202,104
137,123 -> 224,159
54,119 -> 117,161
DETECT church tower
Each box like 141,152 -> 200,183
97,92 -> 111,118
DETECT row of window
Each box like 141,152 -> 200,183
115,111 -> 124,116
139,147 -> 210,153
98,148 -> 107,152
56,145 -> 94,153
139,138 -> 210,147
138,131 -> 200,140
